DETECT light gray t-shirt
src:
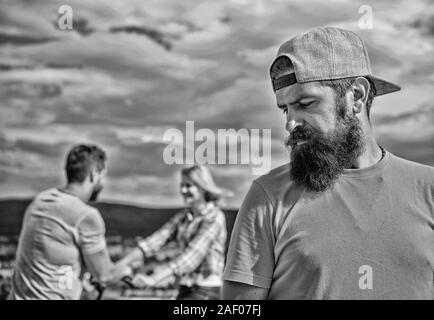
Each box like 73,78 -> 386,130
9,188 -> 107,300
224,151 -> 434,299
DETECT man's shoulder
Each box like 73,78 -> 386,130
252,162 -> 299,205
255,162 -> 290,187
389,153 -> 434,181
35,188 -> 100,226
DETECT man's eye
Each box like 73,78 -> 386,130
282,108 -> 288,114
299,101 -> 313,108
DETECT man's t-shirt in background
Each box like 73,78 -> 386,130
9,188 -> 106,300
224,151 -> 434,299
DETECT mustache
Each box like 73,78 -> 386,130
285,126 -> 318,148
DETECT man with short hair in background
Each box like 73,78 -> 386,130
9,144 -> 132,300
223,27 -> 434,299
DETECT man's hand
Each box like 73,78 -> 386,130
111,261 -> 133,280
83,248 -> 132,285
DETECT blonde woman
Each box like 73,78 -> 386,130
120,165 -> 232,300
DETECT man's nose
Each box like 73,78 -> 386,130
285,119 -> 303,133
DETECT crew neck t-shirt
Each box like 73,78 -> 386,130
223,151 -> 434,299
9,188 -> 107,300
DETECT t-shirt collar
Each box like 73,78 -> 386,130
341,148 -> 390,178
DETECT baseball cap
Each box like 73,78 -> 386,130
270,27 -> 401,96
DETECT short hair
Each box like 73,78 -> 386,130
65,144 -> 107,183
270,56 -> 376,120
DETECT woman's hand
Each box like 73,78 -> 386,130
131,264 -> 175,288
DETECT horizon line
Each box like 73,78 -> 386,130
0,196 -> 240,211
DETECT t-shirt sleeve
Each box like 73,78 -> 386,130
76,209 -> 107,255
223,180 -> 275,288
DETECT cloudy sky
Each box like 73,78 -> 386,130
0,0 -> 433,207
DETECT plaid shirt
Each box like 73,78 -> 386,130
138,203 -> 227,286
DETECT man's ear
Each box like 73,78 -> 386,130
352,77 -> 370,114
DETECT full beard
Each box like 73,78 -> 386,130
286,110 -> 365,192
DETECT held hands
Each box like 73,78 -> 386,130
131,274 -> 155,288
118,246 -> 176,288
118,247 -> 146,269
131,264 -> 175,288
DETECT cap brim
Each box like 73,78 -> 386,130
366,75 -> 401,96
270,54 -> 401,97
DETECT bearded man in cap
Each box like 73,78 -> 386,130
222,27 -> 434,300
119,165 -> 232,300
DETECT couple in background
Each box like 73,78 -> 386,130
9,144 -> 231,300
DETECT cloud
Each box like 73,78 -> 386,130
179,20 -> 231,47
378,134 -> 434,166
67,17 -> 95,36
237,46 -> 277,68
109,25 -> 174,50
159,20 -> 200,37
101,173 -> 182,206
0,0 -> 433,207
0,32 -> 56,46
374,103 -> 434,141
0,3 -> 62,38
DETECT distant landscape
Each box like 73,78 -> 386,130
0,199 -> 238,238
0,198 -> 238,299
